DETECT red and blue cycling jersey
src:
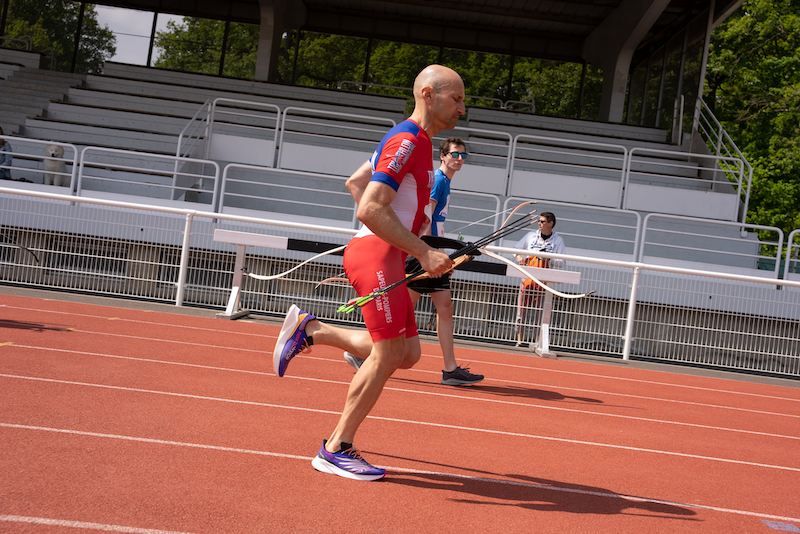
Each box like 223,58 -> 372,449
355,119 -> 435,238
346,119 -> 435,340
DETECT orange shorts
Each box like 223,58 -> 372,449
343,235 -> 418,342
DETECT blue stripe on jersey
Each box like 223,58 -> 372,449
369,120 -> 423,191
371,171 -> 399,191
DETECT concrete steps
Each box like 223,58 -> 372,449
0,66 -> 85,135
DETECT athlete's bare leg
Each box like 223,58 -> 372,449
429,290 -> 457,372
325,334 -> 420,449
304,320 -> 373,359
410,289 -> 457,372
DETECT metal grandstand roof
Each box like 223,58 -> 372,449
90,0 -> 744,63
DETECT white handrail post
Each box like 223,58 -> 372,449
622,265 -> 641,361
175,212 -> 195,307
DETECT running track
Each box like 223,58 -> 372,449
1,293 -> 799,533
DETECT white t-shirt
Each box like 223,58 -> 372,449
514,230 -> 566,268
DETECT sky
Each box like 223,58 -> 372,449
94,5 -> 182,66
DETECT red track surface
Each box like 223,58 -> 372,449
1,294 -> 799,533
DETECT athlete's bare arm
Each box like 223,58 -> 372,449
345,161 -> 373,205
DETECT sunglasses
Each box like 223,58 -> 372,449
447,151 -> 469,160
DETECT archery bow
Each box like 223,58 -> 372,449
500,200 -> 537,229
337,210 -> 539,313
449,201 -> 536,236
479,248 -> 596,299
242,244 -> 347,281
493,200 -> 594,299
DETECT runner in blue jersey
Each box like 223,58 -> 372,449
409,137 -> 483,385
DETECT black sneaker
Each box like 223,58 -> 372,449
441,365 -> 484,386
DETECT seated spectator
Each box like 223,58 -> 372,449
512,211 -> 566,347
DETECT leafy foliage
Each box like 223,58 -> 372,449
706,0 -> 800,235
154,17 -> 259,79
5,0 -> 115,73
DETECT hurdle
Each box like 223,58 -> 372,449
213,229 -> 288,319
504,264 -> 581,358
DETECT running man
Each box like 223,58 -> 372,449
273,65 -> 466,481
343,137 -> 484,386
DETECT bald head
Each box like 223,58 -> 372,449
408,64 -> 465,137
413,64 -> 464,99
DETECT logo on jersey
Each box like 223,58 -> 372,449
387,139 -> 415,174
374,270 -> 392,323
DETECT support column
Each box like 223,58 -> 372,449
582,0 -> 670,123
255,0 -> 306,82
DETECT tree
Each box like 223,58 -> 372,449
706,0 -> 800,236
288,31 -> 368,88
512,58 -> 603,119
5,0 -> 115,73
154,17 -> 260,79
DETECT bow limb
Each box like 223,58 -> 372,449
243,244 -> 347,281
479,249 -> 596,300
450,202 -> 534,235
500,201 -> 537,229
314,275 -> 350,289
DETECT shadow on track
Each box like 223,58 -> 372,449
0,319 -> 73,332
385,471 -> 698,520
388,376 -> 616,406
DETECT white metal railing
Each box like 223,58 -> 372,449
206,98 -> 281,164
694,98 -> 754,223
0,136 -> 78,190
433,126 -> 514,196
220,164 -> 359,229
169,103 -> 748,222
450,126 -> 514,175
509,134 -> 628,202
624,147 -> 745,221
78,147 -> 221,210
277,106 -> 397,174
176,98 -> 211,160
785,229 -> 800,281
502,197 -> 642,260
640,213 -> 784,278
2,186 -> 798,376
442,191 -> 503,241
0,35 -> 33,50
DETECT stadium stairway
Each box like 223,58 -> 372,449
0,65 -> 85,137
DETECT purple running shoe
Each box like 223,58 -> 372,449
273,304 -> 316,377
311,440 -> 386,481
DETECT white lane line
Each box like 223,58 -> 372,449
480,358 -> 800,403
5,303 -> 800,404
2,423 -> 799,525
1,305 -> 268,337
2,346 -> 799,438
3,342 -> 799,422
0,514 -> 194,533
1,376 -> 799,473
